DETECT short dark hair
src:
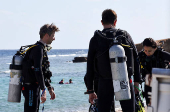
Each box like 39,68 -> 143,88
102,9 -> 117,25
39,23 -> 59,39
142,38 -> 157,48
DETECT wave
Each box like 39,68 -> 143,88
48,53 -> 87,57
4,70 -> 10,73
6,63 -> 11,65
78,53 -> 87,56
58,54 -> 76,57
48,55 -> 57,57
76,50 -> 86,53
0,70 -> 10,74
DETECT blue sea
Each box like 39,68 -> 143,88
0,49 -> 123,112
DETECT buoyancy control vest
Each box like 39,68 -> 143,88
22,42 -> 52,85
95,29 -> 135,79
95,29 -> 134,101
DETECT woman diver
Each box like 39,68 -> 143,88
138,38 -> 170,106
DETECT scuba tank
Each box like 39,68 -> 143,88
109,36 -> 131,101
8,44 -> 37,102
8,52 -> 23,102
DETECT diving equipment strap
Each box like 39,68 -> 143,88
9,64 -> 22,70
20,45 -> 37,55
95,29 -> 132,59
110,57 -> 127,63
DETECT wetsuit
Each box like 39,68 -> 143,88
59,81 -> 64,84
85,28 -> 141,112
138,49 -> 170,105
22,41 -> 52,112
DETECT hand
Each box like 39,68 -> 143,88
41,90 -> 46,103
49,89 -> 56,100
134,82 -> 139,94
89,93 -> 97,104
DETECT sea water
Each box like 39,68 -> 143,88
0,49 -> 136,112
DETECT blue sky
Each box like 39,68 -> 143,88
0,0 -> 170,49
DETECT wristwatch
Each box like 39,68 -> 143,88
84,90 -> 94,94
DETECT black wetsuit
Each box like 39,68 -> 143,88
138,49 -> 170,105
22,41 -> 52,112
85,28 -> 141,112
59,81 -> 64,84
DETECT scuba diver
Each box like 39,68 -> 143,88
84,9 -> 141,112
59,79 -> 64,84
138,38 -> 170,106
64,79 -> 73,84
21,23 -> 59,112
69,79 -> 73,84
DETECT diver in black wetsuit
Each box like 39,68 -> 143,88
84,9 -> 141,112
69,79 -> 73,84
138,38 -> 170,106
22,23 -> 59,112
59,79 -> 64,84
